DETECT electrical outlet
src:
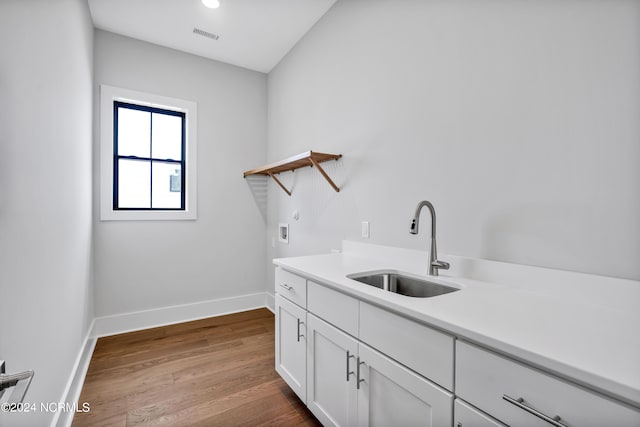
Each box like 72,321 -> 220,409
278,223 -> 289,244
361,221 -> 370,239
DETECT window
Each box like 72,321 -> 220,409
113,102 -> 185,210
100,86 -> 197,220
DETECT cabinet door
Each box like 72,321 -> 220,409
454,399 -> 506,427
357,343 -> 453,427
275,294 -> 307,403
307,314 -> 358,427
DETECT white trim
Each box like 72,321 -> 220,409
91,292 -> 269,338
99,85 -> 198,221
265,292 -> 275,313
51,321 -> 97,427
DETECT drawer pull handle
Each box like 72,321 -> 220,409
346,351 -> 355,382
279,283 -> 293,291
296,318 -> 304,342
503,394 -> 567,427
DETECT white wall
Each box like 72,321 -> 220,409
93,31 -> 268,317
267,0 -> 640,281
0,0 -> 94,425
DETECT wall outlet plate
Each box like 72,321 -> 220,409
278,223 -> 289,244
361,221 -> 370,239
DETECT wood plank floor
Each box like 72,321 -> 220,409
73,308 -> 321,427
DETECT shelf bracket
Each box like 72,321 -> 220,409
309,157 -> 340,193
267,172 -> 292,196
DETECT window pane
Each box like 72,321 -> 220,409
118,159 -> 150,208
152,162 -> 182,209
152,113 -> 182,161
117,107 -> 150,158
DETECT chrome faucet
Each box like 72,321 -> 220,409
410,200 -> 450,276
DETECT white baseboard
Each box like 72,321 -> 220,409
91,292 -> 269,338
265,292 -> 275,313
52,322 -> 97,427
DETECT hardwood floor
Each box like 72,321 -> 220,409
73,308 -> 321,427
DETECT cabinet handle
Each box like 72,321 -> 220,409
346,351 -> 355,381
296,318 -> 304,342
279,283 -> 293,291
356,357 -> 365,390
502,394 -> 567,427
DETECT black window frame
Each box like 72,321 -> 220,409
113,101 -> 186,211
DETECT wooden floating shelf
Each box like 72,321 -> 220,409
243,150 -> 342,196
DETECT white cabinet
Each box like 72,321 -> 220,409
357,342 -> 453,427
276,267 -> 307,308
308,280 -> 359,336
307,313 -> 453,427
307,313 -> 358,427
276,266 -> 640,427
456,340 -> 640,427
275,293 -> 307,403
359,302 -> 454,391
276,269 -> 455,427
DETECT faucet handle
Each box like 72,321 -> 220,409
431,260 -> 450,271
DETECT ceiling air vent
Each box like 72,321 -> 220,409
193,27 -> 220,40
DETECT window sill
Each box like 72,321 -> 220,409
100,209 -> 197,221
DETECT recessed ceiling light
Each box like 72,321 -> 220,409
202,0 -> 220,9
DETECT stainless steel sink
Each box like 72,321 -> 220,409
347,271 -> 459,298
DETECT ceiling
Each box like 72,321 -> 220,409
88,0 -> 337,73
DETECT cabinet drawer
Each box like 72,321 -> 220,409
275,268 -> 307,308
456,341 -> 640,427
307,281 -> 358,336
359,302 -> 454,391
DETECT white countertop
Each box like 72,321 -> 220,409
273,241 -> 640,408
